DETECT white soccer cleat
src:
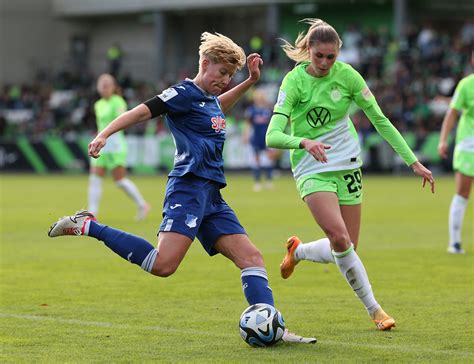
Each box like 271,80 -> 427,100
447,243 -> 465,254
136,203 -> 151,221
282,329 -> 317,344
48,210 -> 96,237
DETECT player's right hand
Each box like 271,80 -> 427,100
300,139 -> 331,163
438,141 -> 448,159
88,135 -> 106,159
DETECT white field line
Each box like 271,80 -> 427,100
1,312 -> 473,357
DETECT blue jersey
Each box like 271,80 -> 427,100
245,105 -> 272,150
157,80 -> 227,186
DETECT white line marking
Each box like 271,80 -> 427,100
1,312 -> 473,357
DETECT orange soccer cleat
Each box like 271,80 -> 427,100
280,236 -> 302,279
371,308 -> 396,331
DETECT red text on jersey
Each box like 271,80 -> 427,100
211,116 -> 226,133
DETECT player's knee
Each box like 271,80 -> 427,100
457,189 -> 470,199
326,229 -> 351,251
235,249 -> 264,269
150,263 -> 178,277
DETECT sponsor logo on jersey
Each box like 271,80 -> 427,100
276,90 -> 287,107
211,115 -> 226,133
452,89 -> 459,103
185,214 -> 198,228
158,87 -> 178,102
330,87 -> 342,102
306,107 -> 331,128
362,86 -> 373,101
174,153 -> 187,163
170,203 -> 182,210
199,101 -> 205,107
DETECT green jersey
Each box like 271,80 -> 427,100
450,74 -> 474,152
94,94 -> 127,154
269,61 -> 416,178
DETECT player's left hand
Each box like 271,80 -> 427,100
247,53 -> 263,82
411,161 -> 435,193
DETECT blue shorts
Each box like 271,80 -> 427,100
158,174 -> 247,256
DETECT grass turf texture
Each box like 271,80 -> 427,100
1,173 -> 472,362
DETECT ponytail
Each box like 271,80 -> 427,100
281,18 -> 342,63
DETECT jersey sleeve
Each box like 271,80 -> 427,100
157,86 -> 192,115
267,71 -> 305,149
266,113 -> 304,149
273,71 -> 300,117
350,67 -> 417,166
450,78 -> 466,111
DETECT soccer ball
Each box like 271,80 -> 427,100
239,303 -> 285,347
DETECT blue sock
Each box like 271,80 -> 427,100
253,168 -> 261,182
88,221 -> 157,272
241,267 -> 274,306
264,167 -> 273,180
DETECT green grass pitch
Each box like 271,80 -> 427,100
1,173 -> 473,362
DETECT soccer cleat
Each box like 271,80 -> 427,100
253,183 -> 262,192
282,329 -> 317,344
48,210 -> 96,237
280,236 -> 302,279
447,242 -> 465,254
371,308 -> 396,331
136,203 -> 151,221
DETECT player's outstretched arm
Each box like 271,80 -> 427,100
218,53 -> 262,113
410,161 -> 435,193
89,104 -> 151,158
438,107 -> 459,159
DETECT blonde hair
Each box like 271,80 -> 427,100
198,32 -> 246,70
281,18 -> 342,63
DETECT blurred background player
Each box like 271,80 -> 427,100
438,53 -> 473,254
89,73 -> 150,220
107,44 -> 123,78
266,18 -> 435,331
243,88 -> 274,191
49,32 -> 316,344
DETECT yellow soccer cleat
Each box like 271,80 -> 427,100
371,308 -> 396,331
280,236 -> 302,279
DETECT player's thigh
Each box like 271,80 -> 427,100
453,149 -> 474,195
455,172 -> 473,199
214,234 -> 264,269
340,203 -> 361,248
151,231 -> 193,275
304,192 -> 351,249
90,166 -> 106,177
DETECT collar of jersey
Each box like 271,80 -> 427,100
185,78 -> 215,98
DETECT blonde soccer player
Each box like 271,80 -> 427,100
49,32 -> 316,344
266,19 -> 435,331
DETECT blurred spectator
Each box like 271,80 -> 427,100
0,21 -> 472,173
107,43 -> 123,78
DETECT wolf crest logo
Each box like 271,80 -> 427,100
185,214 -> 198,228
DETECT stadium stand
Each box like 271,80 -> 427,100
1,1 -> 472,173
